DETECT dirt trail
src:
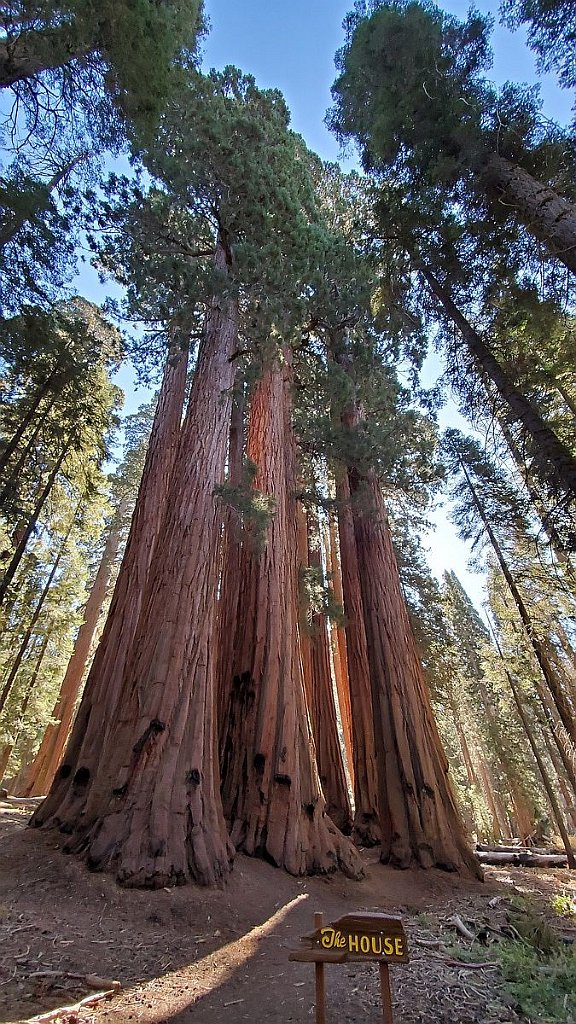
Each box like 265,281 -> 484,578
1,799 -> 574,1024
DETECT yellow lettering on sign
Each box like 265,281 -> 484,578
371,936 -> 382,955
383,937 -> 394,956
394,937 -> 403,957
360,936 -> 370,953
348,934 -> 360,953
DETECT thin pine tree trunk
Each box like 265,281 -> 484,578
480,153 -> 576,276
460,458 -> 576,745
0,378 -> 57,478
30,340 -> 188,833
555,379 -> 576,421
505,666 -> 575,867
0,411 -> 51,511
219,358 -> 362,877
423,269 -> 576,499
498,417 -> 573,568
21,503 -> 129,797
0,442 -> 69,605
0,516 -> 74,715
34,241 -> 238,887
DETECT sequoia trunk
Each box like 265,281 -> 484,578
336,470 -> 381,846
219,359 -> 362,877
302,507 -> 352,834
32,343 -> 188,822
33,248 -> 237,887
348,470 -> 480,875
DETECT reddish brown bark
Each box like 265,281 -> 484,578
302,507 -> 352,834
325,517 -> 354,786
21,501 -> 129,797
216,392 -> 245,738
33,259 -> 237,887
336,470 -> 381,846
349,470 -> 480,875
219,360 -> 362,877
31,343 -> 188,823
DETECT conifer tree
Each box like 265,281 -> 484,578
330,0 -> 576,274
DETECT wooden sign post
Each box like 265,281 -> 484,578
289,910 -> 408,1024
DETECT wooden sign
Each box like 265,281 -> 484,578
290,912 -> 408,1024
289,911 -> 408,964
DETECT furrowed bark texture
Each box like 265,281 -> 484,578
33,255 -> 237,887
32,344 -> 188,825
216,392 -> 245,738
336,470 -> 381,846
481,153 -> 576,276
219,360 -> 362,878
302,507 -> 352,834
325,517 -> 354,785
348,470 -> 481,876
21,502 -> 128,797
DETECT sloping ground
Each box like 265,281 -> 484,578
1,799 -> 574,1024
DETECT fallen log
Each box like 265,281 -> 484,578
476,843 -> 555,855
476,851 -> 568,867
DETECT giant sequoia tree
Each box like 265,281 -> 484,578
32,68 -> 346,887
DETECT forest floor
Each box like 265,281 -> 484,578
1,797 -> 576,1024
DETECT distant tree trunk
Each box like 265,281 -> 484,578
31,342 -> 188,825
33,238 -> 238,888
540,725 -> 576,830
0,377 -> 58,478
0,442 -> 69,605
423,269 -> 576,500
302,506 -> 352,834
460,457 -> 576,746
480,153 -> 576,276
219,359 -> 362,877
335,469 -> 381,846
0,410 -> 52,511
0,744 -> 12,783
20,501 -> 129,797
504,666 -> 575,867
324,517 -> 354,785
0,516 -> 74,715
555,379 -> 576,421
349,467 -> 480,874
0,631 -> 50,786
474,673 -> 535,840
476,754 -> 507,840
498,417 -> 573,568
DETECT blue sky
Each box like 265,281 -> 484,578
112,0 -> 571,609
200,0 -> 571,608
